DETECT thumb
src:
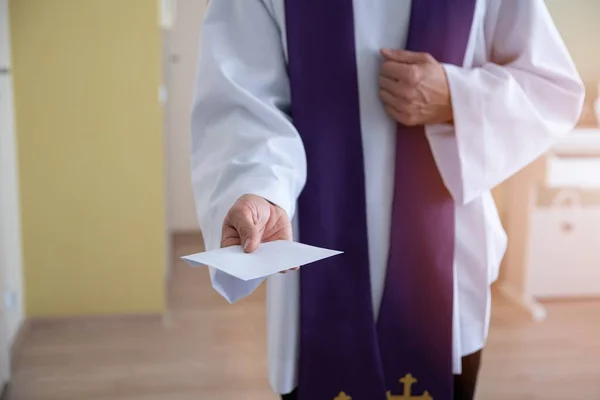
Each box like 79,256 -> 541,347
231,209 -> 262,253
240,225 -> 261,253
381,48 -> 433,64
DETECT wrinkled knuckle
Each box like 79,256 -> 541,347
230,200 -> 247,215
399,88 -> 412,101
391,82 -> 403,97
408,65 -> 420,85
423,52 -> 435,63
408,87 -> 419,100
234,195 -> 249,208
237,225 -> 254,240
380,91 -> 395,106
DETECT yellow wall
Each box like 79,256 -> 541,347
10,0 -> 166,317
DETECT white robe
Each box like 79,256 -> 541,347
190,0 -> 584,395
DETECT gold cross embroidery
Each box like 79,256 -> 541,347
386,374 -> 433,400
333,391 -> 352,400
333,373 -> 433,400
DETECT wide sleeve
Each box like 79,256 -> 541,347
427,0 -> 585,205
190,0 -> 307,302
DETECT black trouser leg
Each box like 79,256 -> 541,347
280,350 -> 482,400
281,388 -> 297,400
453,349 -> 483,400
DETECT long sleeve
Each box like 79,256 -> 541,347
190,0 -> 307,302
428,0 -> 585,205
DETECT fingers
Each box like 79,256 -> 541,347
221,195 -> 296,260
223,201 -> 263,253
379,74 -> 421,119
379,50 -> 425,126
378,75 -> 397,94
384,105 -> 409,126
220,228 -> 242,249
380,89 -> 422,126
221,221 -> 260,251
379,88 -> 398,109
381,48 -> 434,64
380,61 -> 410,81
235,217 -> 262,253
380,49 -> 430,87
380,62 -> 422,90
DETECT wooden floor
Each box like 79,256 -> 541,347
7,233 -> 600,399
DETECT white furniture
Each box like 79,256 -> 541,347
498,129 -> 600,321
550,128 -> 600,157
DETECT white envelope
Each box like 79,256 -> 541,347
181,240 -> 343,281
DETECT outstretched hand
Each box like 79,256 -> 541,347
221,194 -> 297,273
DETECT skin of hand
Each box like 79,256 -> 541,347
378,48 -> 454,126
221,194 -> 298,273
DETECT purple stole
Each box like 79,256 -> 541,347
284,0 -> 476,399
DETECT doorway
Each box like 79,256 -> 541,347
164,0 -> 208,234
0,0 -> 19,386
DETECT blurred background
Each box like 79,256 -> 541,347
0,0 -> 599,399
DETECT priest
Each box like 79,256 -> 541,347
190,1 -> 584,399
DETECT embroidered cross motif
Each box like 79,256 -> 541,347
333,391 -> 352,400
387,374 -> 433,400
333,373 -> 433,399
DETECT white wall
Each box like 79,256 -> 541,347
0,0 -> 25,346
164,0 -> 208,232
